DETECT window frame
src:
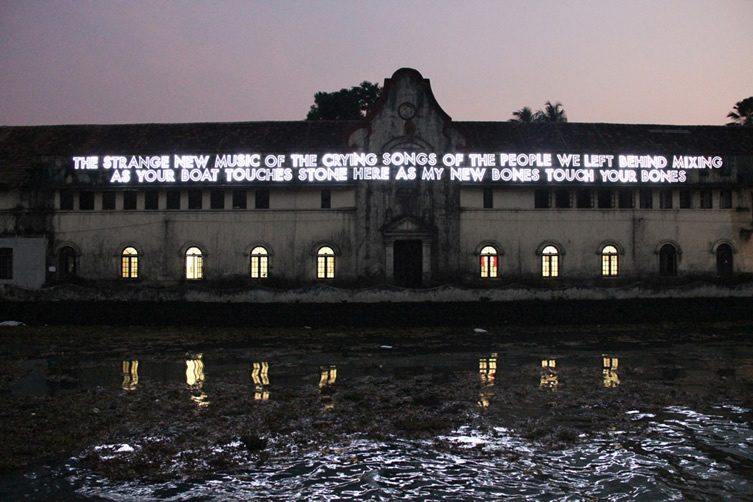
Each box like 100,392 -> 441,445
316,246 -> 335,280
185,246 -> 204,280
600,245 -> 619,277
120,246 -> 140,279
540,245 -> 560,278
479,245 -> 499,279
250,246 -> 269,279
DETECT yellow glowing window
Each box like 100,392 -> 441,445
480,246 -> 498,278
541,245 -> 559,278
317,246 -> 335,279
601,245 -> 619,277
120,246 -> 139,279
185,246 -> 203,280
250,246 -> 268,279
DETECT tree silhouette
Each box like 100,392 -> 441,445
511,106 -> 536,123
306,81 -> 381,120
726,97 -> 753,126
510,101 -> 568,123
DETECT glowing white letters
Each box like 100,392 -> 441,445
71,152 -> 724,186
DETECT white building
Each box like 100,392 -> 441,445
1,68 -> 752,301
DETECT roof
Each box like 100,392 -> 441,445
1,119 -> 753,188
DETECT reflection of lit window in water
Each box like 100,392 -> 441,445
252,361 -> 270,401
185,354 -> 209,407
540,358 -> 558,390
319,365 -> 337,411
121,360 -> 139,391
603,355 -> 620,388
478,353 -> 497,408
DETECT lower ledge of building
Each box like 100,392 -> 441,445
1,281 -> 753,326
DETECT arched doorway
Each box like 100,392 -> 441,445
716,244 -> 733,277
659,244 -> 678,276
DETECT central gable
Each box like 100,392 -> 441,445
348,68 -> 466,153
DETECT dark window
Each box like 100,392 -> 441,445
145,191 -> 159,210
576,190 -> 592,208
716,244 -> 733,277
79,191 -> 94,210
255,189 -> 269,209
719,190 -> 732,209
60,190 -> 74,210
597,190 -> 613,209
534,190 -> 550,209
618,189 -> 634,209
123,191 -> 137,210
700,190 -> 712,209
679,190 -> 692,209
167,190 -> 181,210
210,190 -> 225,209
554,189 -> 571,208
660,190 -> 673,209
188,190 -> 203,209
639,189 -> 653,209
232,190 -> 247,209
0,248 -> 12,279
102,192 -> 116,210
58,246 -> 77,281
321,189 -> 332,209
659,244 -> 677,276
482,187 -> 493,209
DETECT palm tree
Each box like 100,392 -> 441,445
511,106 -> 536,123
726,97 -> 753,126
538,101 -> 567,123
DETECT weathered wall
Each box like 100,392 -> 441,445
0,236 -> 46,289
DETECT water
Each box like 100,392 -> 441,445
2,327 -> 753,500
20,405 -> 750,500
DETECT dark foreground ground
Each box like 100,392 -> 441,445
1,320 -> 752,484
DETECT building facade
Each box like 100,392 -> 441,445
2,68 -> 753,299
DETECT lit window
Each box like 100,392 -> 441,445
541,245 -> 559,278
601,245 -> 619,277
185,246 -> 203,280
250,246 -> 268,279
120,246 -> 139,279
479,245 -> 498,278
317,246 -> 335,279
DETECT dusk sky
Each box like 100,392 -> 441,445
1,0 -> 751,126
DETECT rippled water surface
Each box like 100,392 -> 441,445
2,325 -> 752,500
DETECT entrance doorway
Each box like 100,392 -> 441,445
393,240 -> 423,288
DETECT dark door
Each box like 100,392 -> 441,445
394,240 -> 423,288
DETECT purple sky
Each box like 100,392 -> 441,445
1,0 -> 751,126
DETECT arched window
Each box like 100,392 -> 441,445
541,245 -> 560,278
479,245 -> 498,278
185,247 -> 203,280
601,245 -> 619,277
716,244 -> 733,277
317,246 -> 335,279
250,246 -> 269,279
121,247 -> 139,279
58,246 -> 77,281
659,244 -> 677,276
